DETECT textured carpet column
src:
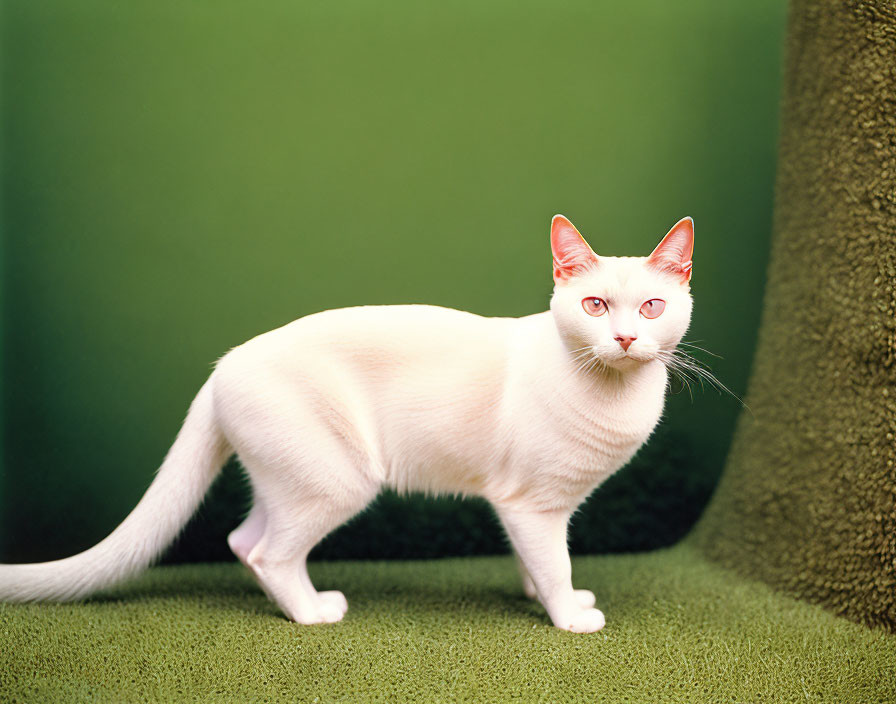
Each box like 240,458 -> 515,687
693,0 -> 896,630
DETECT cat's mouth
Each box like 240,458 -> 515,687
616,344 -> 670,366
597,349 -> 654,369
623,350 -> 652,362
578,345 -> 658,371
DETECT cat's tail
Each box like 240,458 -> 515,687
0,377 -> 230,603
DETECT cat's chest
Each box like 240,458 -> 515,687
528,368 -> 667,472
561,390 -> 660,450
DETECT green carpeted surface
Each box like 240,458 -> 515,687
1,546 -> 893,703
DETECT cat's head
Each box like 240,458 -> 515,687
549,214 -> 693,371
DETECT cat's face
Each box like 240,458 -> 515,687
549,215 -> 693,371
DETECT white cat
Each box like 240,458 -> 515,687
0,214 -> 694,633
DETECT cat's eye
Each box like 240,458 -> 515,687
640,299 -> 666,319
582,297 -> 607,317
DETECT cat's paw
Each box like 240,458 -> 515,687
573,589 -> 596,609
318,590 -> 349,622
524,584 -> 594,608
560,607 -> 606,633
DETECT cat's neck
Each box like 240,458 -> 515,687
501,312 -> 668,484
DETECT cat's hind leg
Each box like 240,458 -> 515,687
228,499 -> 283,603
228,499 -> 267,570
215,373 -> 380,625
239,454 -> 377,625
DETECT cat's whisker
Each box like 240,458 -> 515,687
568,345 -> 594,355
570,352 -> 594,375
678,340 -> 723,359
659,357 -> 696,401
567,346 -> 605,379
655,346 -> 750,412
570,350 -> 594,365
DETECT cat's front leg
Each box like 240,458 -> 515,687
514,551 -> 597,609
498,507 -> 605,633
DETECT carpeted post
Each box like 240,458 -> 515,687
692,0 -> 896,630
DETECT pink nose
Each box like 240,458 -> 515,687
614,335 -> 636,351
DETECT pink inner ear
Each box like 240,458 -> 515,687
647,216 -> 694,282
551,215 -> 597,283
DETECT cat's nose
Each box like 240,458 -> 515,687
614,335 -> 636,352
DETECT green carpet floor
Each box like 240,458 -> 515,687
1,545 -> 893,703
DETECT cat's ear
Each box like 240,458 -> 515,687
646,216 -> 694,283
551,215 -> 598,283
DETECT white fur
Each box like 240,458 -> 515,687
0,224 -> 692,633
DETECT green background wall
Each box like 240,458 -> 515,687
1,0 -> 787,563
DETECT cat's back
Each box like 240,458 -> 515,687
290,303 -> 511,353
300,303 -> 505,341
221,304 -> 517,379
